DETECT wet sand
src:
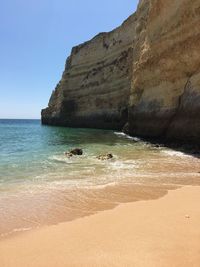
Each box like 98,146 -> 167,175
0,183 -> 175,238
0,185 -> 200,267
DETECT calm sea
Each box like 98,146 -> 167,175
0,119 -> 200,237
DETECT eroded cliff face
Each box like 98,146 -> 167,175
128,0 -> 200,143
42,0 -> 200,143
42,13 -> 137,129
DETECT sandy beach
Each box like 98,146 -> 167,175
0,185 -> 200,267
2,0 -> 200,266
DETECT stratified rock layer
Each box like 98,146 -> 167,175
42,0 -> 200,144
129,0 -> 200,144
41,14 -> 137,130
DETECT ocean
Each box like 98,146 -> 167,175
0,119 -> 200,238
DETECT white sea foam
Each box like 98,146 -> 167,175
109,159 -> 139,170
1,227 -> 33,238
49,155 -> 73,163
79,181 -> 120,190
114,132 -> 141,142
162,149 -> 193,158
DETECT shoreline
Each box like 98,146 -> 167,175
0,183 -> 177,240
0,185 -> 200,267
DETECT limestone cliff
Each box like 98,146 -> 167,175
41,13 -> 137,129
42,0 -> 200,143
128,0 -> 200,144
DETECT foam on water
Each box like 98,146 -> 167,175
162,149 -> 193,158
114,131 -> 142,142
1,120 -> 200,238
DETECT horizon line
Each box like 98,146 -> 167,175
0,118 -> 41,120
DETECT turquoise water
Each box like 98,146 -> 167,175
0,119 -> 200,237
0,119 -> 165,191
0,119 -> 145,190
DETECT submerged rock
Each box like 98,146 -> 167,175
70,148 -> 83,155
64,152 -> 73,158
97,153 -> 113,161
65,148 -> 83,157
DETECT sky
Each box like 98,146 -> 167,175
0,0 -> 139,119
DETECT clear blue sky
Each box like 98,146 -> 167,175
0,0 -> 139,119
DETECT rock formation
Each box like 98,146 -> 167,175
42,0 -> 200,144
41,13 -> 136,130
128,0 -> 200,144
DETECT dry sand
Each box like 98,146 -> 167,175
0,186 -> 200,267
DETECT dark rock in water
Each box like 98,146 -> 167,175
70,148 -> 83,155
97,153 -> 113,160
64,152 -> 73,158
65,148 -> 83,157
122,122 -> 130,135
